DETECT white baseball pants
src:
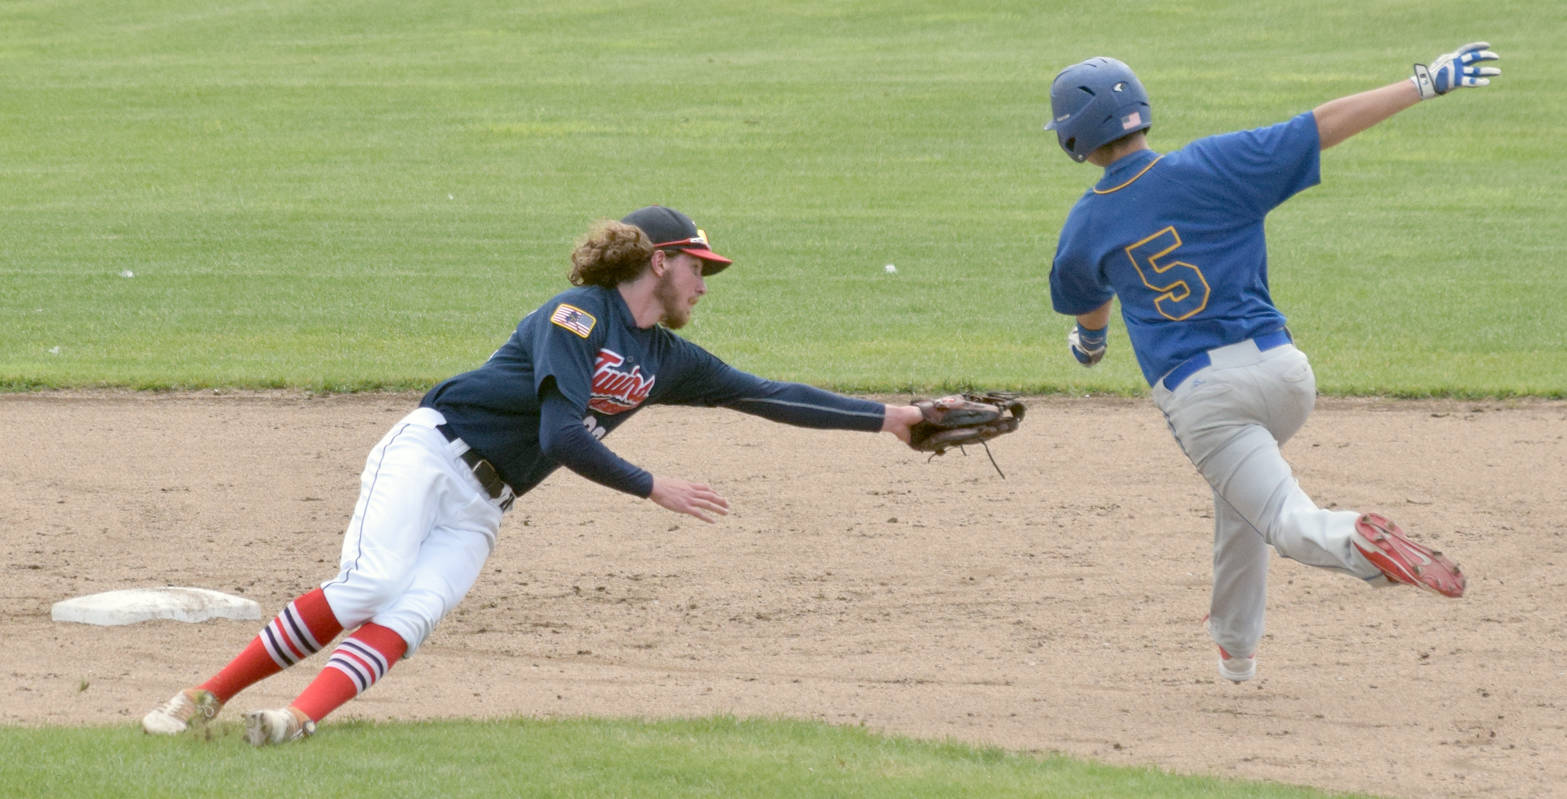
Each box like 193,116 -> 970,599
1152,340 -> 1379,658
321,407 -> 507,656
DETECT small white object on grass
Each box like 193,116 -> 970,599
884,264 -> 897,274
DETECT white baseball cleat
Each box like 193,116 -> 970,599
1352,513 -> 1466,598
1217,645 -> 1256,683
142,688 -> 221,735
1205,615 -> 1256,683
243,707 -> 315,746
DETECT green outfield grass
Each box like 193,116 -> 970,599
0,715 -> 1370,799
2,0 -> 1561,395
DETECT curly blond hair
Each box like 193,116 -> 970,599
568,220 -> 658,288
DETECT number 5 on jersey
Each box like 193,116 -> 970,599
1124,226 -> 1210,321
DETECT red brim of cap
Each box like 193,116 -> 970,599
682,247 -> 732,270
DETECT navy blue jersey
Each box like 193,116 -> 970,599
1049,112 -> 1321,385
422,285 -> 883,495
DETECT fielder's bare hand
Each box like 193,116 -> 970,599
649,476 -> 731,523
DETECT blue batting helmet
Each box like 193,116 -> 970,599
1044,57 -> 1152,162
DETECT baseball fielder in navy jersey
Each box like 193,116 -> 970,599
1044,45 -> 1498,682
143,205 -> 928,743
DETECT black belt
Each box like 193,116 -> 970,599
1160,329 -> 1292,392
436,424 -> 513,508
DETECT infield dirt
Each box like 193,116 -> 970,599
5,391 -> 1564,798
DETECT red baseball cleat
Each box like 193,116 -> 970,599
1352,513 -> 1466,598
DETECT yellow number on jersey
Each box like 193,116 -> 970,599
1123,226 -> 1210,321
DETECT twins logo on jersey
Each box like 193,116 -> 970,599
589,349 -> 654,415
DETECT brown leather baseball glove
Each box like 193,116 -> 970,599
907,392 -> 1025,465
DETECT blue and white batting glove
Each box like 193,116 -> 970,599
1412,42 -> 1500,100
1068,323 -> 1107,366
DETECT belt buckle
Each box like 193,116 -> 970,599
468,455 -> 502,499
470,457 -> 514,510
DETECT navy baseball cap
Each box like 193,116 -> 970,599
620,205 -> 733,275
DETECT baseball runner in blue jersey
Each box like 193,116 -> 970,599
141,205 -> 936,743
1044,44 -> 1499,682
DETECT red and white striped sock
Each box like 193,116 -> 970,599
199,588 -> 342,703
291,622 -> 407,723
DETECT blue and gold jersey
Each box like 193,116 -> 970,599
1049,112 -> 1321,385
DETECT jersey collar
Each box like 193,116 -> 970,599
1094,149 -> 1162,195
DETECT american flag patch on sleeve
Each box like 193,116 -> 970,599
549,303 -> 597,338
